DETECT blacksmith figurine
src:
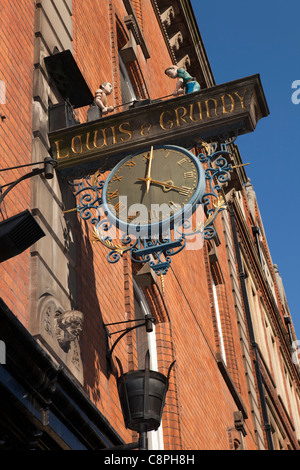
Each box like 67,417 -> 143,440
165,66 -> 200,95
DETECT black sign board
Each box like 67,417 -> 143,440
49,74 -> 269,176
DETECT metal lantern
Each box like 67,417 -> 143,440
117,351 -> 175,434
0,210 -> 45,262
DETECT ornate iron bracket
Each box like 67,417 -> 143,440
64,140 -> 241,276
104,314 -> 156,362
0,157 -> 57,205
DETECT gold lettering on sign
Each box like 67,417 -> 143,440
234,89 -> 247,109
220,94 -> 235,114
86,132 -> 94,151
119,122 -> 132,142
174,106 -> 189,126
110,126 -> 118,144
140,123 -> 152,136
93,128 -> 108,149
71,135 -> 83,154
55,139 -> 70,159
205,99 -> 219,118
159,110 -> 174,130
189,102 -> 203,122
53,86 -> 251,167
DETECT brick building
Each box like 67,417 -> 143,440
0,0 -> 299,451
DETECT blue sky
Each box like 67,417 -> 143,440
191,0 -> 300,339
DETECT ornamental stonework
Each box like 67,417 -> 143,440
36,293 -> 84,384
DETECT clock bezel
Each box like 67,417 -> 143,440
101,145 -> 206,236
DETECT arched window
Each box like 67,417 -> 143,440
133,278 -> 164,450
233,438 -> 242,450
212,275 -> 226,365
116,16 -> 148,107
209,254 -> 241,391
119,54 -> 137,106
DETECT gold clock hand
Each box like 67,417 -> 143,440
145,146 -> 154,193
137,177 -> 191,194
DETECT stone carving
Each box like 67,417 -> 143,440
169,31 -> 183,51
36,294 -> 84,384
177,54 -> 191,70
55,309 -> 84,353
244,178 -> 256,221
44,305 -> 53,337
160,6 -> 175,27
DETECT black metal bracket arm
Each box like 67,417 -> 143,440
0,157 -> 57,205
103,431 -> 148,451
104,314 -> 156,361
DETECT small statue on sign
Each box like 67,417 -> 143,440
95,82 -> 114,115
165,66 -> 200,95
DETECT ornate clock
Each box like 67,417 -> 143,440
68,140 -> 232,279
102,145 -> 206,236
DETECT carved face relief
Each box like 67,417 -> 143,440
37,294 -> 84,383
55,310 -> 84,352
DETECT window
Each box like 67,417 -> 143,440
245,270 -> 270,366
210,261 -> 241,392
119,54 -> 137,107
270,418 -> 285,450
133,278 -> 164,450
233,438 -> 242,450
212,276 -> 226,365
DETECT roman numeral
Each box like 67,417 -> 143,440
114,201 -> 126,214
168,201 -> 181,210
177,158 -> 188,165
128,211 -> 140,222
125,160 -> 136,168
184,171 -> 195,179
112,175 -> 123,182
108,189 -> 119,200
179,186 -> 192,196
148,209 -> 159,221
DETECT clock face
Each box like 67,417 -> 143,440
102,145 -> 205,235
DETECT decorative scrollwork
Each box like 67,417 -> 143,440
194,141 -> 231,238
66,140 -> 234,278
197,141 -> 232,197
92,227 -> 137,263
130,236 -> 186,276
68,172 -> 105,224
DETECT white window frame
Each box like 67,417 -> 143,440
119,54 -> 136,105
133,278 -> 164,450
212,278 -> 226,365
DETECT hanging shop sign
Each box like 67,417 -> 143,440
66,141 -> 236,282
49,74 -> 269,176
58,74 -> 269,284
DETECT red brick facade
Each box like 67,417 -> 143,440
0,2 -> 35,327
